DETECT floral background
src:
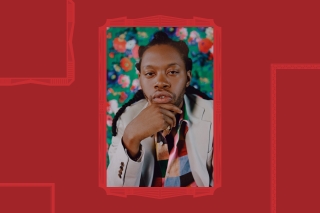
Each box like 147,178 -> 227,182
106,27 -> 214,165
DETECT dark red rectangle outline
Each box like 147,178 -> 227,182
0,0 -> 75,86
98,16 -> 222,198
270,63 -> 320,213
0,182 -> 55,213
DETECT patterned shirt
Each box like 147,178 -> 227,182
152,103 -> 197,187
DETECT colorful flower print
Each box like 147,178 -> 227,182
125,39 -> 136,50
113,37 -> 126,53
107,114 -> 113,127
130,79 -> 140,92
118,74 -> 130,88
205,27 -> 214,41
107,70 -> 118,85
120,57 -> 133,72
188,31 -> 201,44
176,27 -> 188,40
107,99 -> 119,114
119,92 -> 128,103
132,45 -> 139,59
198,38 -> 213,53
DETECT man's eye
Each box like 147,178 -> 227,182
145,72 -> 154,77
168,71 -> 179,75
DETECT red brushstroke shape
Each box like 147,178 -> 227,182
0,183 -> 55,213
98,16 -> 222,198
270,63 -> 320,213
0,1 -> 73,211
0,0 -> 75,86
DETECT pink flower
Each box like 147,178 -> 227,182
188,31 -> 201,43
176,28 -> 188,40
118,75 -> 130,88
132,45 -> 139,59
130,79 -> 140,91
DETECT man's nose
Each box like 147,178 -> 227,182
154,72 -> 170,89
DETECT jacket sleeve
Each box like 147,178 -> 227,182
207,142 -> 213,187
107,116 -> 145,187
207,104 -> 214,187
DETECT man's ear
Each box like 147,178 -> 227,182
186,70 -> 191,87
138,72 -> 142,89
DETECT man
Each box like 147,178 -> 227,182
107,31 -> 213,187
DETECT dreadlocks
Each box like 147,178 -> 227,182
112,31 -> 212,136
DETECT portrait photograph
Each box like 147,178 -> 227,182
103,25 -> 218,188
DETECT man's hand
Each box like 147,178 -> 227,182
122,103 -> 182,157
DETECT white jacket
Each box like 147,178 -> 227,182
107,94 -> 214,187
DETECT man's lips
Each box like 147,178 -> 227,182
152,91 -> 173,104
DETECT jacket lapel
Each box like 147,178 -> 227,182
184,95 -> 212,187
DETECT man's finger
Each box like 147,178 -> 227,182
163,115 -> 174,130
160,108 -> 176,127
158,104 -> 182,114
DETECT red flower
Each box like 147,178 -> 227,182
119,92 -> 128,103
113,38 -> 126,53
109,52 -> 114,58
106,101 -> 110,112
120,57 -> 133,72
198,38 -> 213,53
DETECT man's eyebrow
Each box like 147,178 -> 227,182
142,65 -> 155,69
142,63 -> 181,69
167,63 -> 180,67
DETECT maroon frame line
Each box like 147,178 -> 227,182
0,182 -> 55,213
270,63 -> 320,213
98,16 -> 222,198
0,0 -> 75,86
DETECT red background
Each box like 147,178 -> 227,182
1,0 -> 320,213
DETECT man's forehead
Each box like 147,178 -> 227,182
140,45 -> 185,69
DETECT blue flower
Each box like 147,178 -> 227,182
107,69 -> 118,85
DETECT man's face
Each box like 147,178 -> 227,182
138,44 -> 191,108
